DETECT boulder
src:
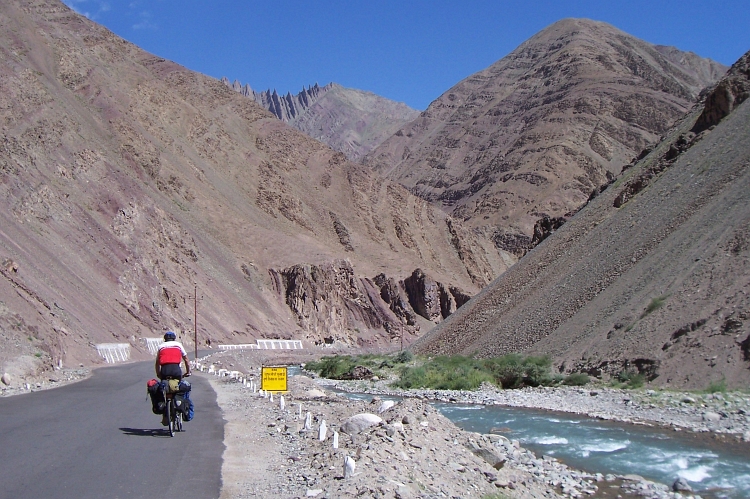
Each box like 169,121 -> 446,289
1,373 -> 11,386
702,411 -> 721,422
341,413 -> 382,434
378,400 -> 396,413
672,477 -> 692,492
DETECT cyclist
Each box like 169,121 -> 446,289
155,331 -> 191,380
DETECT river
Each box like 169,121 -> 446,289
436,402 -> 750,499
328,383 -> 750,498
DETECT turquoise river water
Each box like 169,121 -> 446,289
435,402 -> 750,499
332,385 -> 750,498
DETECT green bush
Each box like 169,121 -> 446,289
615,370 -> 645,389
705,378 -> 727,393
393,355 -> 494,390
305,355 -> 358,379
562,373 -> 590,386
394,350 -> 413,364
482,354 -> 553,388
641,295 -> 669,318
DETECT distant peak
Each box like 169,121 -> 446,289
222,78 -> 335,121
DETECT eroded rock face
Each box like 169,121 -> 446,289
373,273 -> 417,326
271,261 -> 425,346
270,263 -> 472,344
271,260 -> 389,344
530,215 -> 569,249
221,79 -> 332,122
404,269 -> 442,322
403,269 -> 471,322
693,51 -> 750,133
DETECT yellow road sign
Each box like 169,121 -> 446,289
261,366 -> 287,392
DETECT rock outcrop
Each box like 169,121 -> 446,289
403,269 -> 470,322
269,262 -> 472,346
692,51 -> 750,133
221,78 -> 332,122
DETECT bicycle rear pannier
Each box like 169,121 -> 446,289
146,378 -> 165,414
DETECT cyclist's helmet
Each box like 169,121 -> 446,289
164,331 -> 177,341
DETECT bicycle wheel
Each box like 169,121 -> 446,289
166,399 -> 175,437
176,410 -> 183,432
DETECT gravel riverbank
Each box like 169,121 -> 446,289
201,351 -> 749,498
319,380 -> 750,443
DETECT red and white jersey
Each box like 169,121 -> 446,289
157,340 -> 187,365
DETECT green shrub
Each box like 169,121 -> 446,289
641,295 -> 669,318
481,494 -> 511,499
615,370 -> 645,389
482,354 -> 553,388
705,378 -> 727,393
393,355 -> 494,390
305,355 -> 358,379
563,373 -> 590,386
394,350 -> 413,364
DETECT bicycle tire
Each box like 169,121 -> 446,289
176,410 -> 183,432
167,398 -> 175,437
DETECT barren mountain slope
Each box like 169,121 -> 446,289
364,18 -> 726,258
0,0 -> 506,381
224,80 -> 420,161
412,52 -> 750,390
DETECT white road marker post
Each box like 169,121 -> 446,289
280,395 -> 285,411
333,431 -> 339,449
344,455 -> 356,479
318,420 -> 327,441
304,412 -> 312,431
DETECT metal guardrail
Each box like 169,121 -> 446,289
95,343 -> 131,363
218,339 -> 303,350
143,338 -> 162,355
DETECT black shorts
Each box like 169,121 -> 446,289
159,363 -> 182,380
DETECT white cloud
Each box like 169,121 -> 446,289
132,10 -> 157,31
61,0 -> 110,20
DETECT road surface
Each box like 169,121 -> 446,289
0,361 -> 224,499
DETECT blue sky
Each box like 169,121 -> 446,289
61,0 -> 748,110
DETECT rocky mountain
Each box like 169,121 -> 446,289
222,79 -> 331,122
364,19 -> 726,259
412,51 -> 750,390
0,0 -> 507,381
223,79 -> 420,161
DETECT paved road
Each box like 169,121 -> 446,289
0,361 -> 224,499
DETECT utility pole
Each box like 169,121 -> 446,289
189,283 -> 203,363
194,283 -> 198,362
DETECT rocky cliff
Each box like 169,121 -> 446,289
224,79 -> 420,161
267,261 -> 471,348
222,79 -> 333,123
412,51 -> 750,390
364,19 -> 726,259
